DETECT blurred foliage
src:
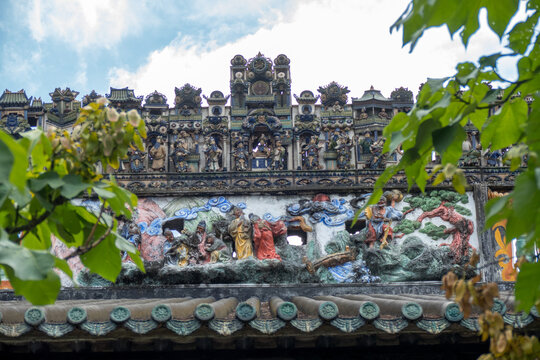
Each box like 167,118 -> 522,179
0,98 -> 147,304
381,1 -> 540,357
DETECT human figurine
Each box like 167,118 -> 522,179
484,148 -> 502,166
191,220 -> 210,264
232,142 -> 249,171
254,133 -> 271,158
332,101 -> 343,112
301,136 -> 321,170
172,137 -> 190,172
460,133 -> 481,166
163,229 -> 189,266
204,136 -> 222,171
122,222 -> 142,262
178,130 -> 194,152
367,137 -> 386,168
127,223 -> 142,249
378,108 -> 389,119
335,132 -> 352,169
228,207 -> 253,259
269,140 -> 286,170
205,234 -> 232,263
249,214 -> 287,261
393,143 -> 404,162
383,189 -> 404,208
149,137 -> 167,171
359,108 -> 368,120
359,196 -> 403,249
128,149 -> 145,173
359,131 -> 373,155
327,129 -> 340,151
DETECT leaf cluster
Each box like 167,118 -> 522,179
359,0 -> 540,313
443,255 -> 539,359
0,98 -> 147,304
478,310 -> 540,359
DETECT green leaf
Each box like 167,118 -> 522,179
54,257 -> 73,279
57,204 -> 82,235
48,216 -> 76,245
80,234 -> 122,282
484,0 -> 519,39
29,171 -> 64,192
35,222 -> 52,249
459,1 -> 480,47
432,171 -> 447,186
4,267 -> 61,305
506,170 -> 540,240
60,174 -> 89,199
481,98 -> 528,150
479,53 -> 502,68
432,124 -> 466,164
484,195 -> 511,229
74,205 -> 99,223
527,104 -> 540,153
0,182 -> 10,206
467,107 -> 489,130
0,234 -> 54,281
21,231 -> 48,251
452,170 -> 467,194
0,130 -> 28,191
515,262 -> 540,312
93,185 -> 115,199
114,236 -> 145,272
426,77 -> 449,93
508,11 -> 539,54
0,137 -> 14,184
456,62 -> 479,85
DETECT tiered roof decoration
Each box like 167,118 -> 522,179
0,89 -> 31,107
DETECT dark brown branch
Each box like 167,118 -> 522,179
63,217 -> 114,261
83,203 -> 105,247
7,205 -> 57,235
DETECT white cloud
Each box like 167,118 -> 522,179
1,43 -> 43,95
108,0 -> 509,103
75,61 -> 88,88
26,0 -> 150,51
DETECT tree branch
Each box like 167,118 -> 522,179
7,205 -> 57,235
83,203 -> 105,247
63,217 -> 115,261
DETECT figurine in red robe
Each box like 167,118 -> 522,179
249,214 -> 287,260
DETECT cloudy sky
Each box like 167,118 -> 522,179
0,0 -> 518,105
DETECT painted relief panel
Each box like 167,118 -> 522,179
56,191 -> 480,286
492,220 -> 517,281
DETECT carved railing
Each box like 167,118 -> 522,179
114,167 -> 518,195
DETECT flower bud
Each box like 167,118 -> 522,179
96,97 -> 109,106
127,109 -> 140,127
107,108 -> 119,122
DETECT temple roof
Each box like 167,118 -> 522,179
0,89 -> 31,107
352,86 -> 391,103
0,284 -> 535,354
106,87 -> 143,104
49,87 -> 79,102
30,97 -> 43,110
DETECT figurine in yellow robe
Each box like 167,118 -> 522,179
228,207 -> 253,259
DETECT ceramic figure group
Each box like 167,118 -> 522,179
161,207 -> 286,267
